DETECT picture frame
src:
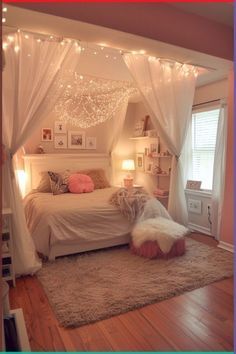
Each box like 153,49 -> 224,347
54,120 -> 67,134
146,162 -> 153,173
133,115 -> 149,137
136,153 -> 144,171
68,131 -> 85,149
41,128 -> 53,142
186,180 -> 202,190
86,137 -> 97,150
54,135 -> 67,149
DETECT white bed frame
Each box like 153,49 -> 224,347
23,153 -> 130,260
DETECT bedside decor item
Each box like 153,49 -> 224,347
186,180 -> 202,190
54,121 -> 67,134
122,159 -> 135,188
135,153 -> 144,171
68,174 -> 94,194
86,137 -> 97,150
41,128 -> 53,142
68,131 -> 85,149
36,145 -> 45,154
54,135 -> 67,149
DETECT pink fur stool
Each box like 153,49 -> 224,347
130,238 -> 186,259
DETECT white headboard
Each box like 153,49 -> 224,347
23,153 -> 112,194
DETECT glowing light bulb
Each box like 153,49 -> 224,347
79,75 -> 84,80
24,34 -> 29,39
37,39 -> 41,43
2,18 -> 6,23
7,35 -> 14,42
2,42 -> 8,50
2,7 -> 7,12
14,45 -> 20,53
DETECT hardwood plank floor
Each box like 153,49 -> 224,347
9,233 -> 234,352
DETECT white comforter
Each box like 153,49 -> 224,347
24,187 -> 132,256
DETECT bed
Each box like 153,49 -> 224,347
23,153 -> 132,260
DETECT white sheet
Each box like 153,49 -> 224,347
24,187 -> 133,257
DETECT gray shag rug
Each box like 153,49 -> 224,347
37,238 -> 233,328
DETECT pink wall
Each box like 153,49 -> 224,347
12,3 -> 233,60
220,70 -> 234,245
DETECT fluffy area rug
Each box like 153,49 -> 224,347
37,238 -> 233,328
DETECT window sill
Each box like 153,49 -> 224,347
185,189 -> 212,197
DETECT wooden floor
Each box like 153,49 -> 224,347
9,234 -> 234,352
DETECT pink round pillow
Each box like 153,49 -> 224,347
68,174 -> 94,193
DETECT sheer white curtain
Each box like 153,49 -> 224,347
106,99 -> 129,184
2,31 -> 81,275
211,103 -> 227,240
123,54 -> 197,224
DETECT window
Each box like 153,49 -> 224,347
192,108 -> 220,190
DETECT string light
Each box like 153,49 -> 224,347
2,18 -> 6,23
54,74 -> 138,128
2,42 -> 8,50
2,6 -> 7,12
14,45 -> 20,53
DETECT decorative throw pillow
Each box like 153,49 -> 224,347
84,169 -> 110,189
36,172 -> 52,192
68,174 -> 94,193
48,170 -> 70,195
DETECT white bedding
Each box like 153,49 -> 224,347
24,187 -> 133,257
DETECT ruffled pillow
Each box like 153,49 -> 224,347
68,174 -> 94,193
48,170 -> 70,195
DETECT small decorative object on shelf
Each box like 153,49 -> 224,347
133,115 -> 149,137
2,209 -> 15,287
36,145 -> 45,154
186,180 -> 202,190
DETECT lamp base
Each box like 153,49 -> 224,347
123,177 -> 133,188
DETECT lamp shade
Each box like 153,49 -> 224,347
122,159 -> 135,171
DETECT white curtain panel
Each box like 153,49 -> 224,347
2,31 -> 81,275
107,99 -> 129,184
212,103 -> 227,240
123,54 -> 197,225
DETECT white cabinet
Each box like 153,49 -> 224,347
2,208 -> 15,287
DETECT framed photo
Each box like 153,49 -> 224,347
54,135 -> 67,149
133,115 -> 149,137
54,120 -> 67,134
68,131 -> 85,149
42,128 -> 53,142
146,162 -> 153,173
136,153 -> 144,171
86,137 -> 97,150
186,180 -> 202,190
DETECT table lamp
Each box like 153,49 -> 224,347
122,159 -> 135,188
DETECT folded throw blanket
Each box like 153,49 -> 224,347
110,187 -> 150,222
110,187 -> 171,223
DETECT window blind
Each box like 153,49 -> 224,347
192,108 -> 220,190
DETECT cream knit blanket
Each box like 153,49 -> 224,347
110,187 -> 150,222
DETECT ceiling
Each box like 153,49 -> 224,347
3,4 -> 233,89
169,2 -> 234,28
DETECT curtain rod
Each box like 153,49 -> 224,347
3,25 -> 215,72
193,99 -> 221,108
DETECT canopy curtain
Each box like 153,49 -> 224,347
107,99 -> 129,185
2,31 -> 82,275
211,103 -> 227,240
123,54 -> 197,225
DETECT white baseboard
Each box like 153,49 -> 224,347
218,241 -> 234,253
188,223 -> 212,236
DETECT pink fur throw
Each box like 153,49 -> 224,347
68,174 -> 94,194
